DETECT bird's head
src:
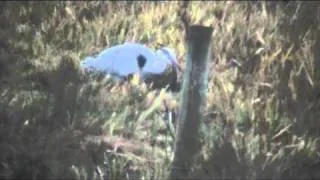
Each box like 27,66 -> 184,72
157,47 -> 183,73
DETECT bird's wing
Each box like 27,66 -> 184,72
92,44 -> 140,75
81,43 -> 170,76
96,43 -> 168,76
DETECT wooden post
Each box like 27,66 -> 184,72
169,25 -> 213,180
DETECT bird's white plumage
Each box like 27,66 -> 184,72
156,47 -> 178,67
80,43 -> 178,77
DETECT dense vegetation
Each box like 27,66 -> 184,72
1,1 -> 320,179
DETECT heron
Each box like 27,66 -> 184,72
80,42 -> 182,91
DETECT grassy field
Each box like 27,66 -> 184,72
1,1 -> 320,179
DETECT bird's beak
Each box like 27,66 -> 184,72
175,57 -> 184,73
176,64 -> 183,72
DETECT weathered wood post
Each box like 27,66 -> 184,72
169,25 -> 213,180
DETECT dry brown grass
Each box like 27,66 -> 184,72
1,1 -> 320,179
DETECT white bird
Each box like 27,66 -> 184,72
80,42 -> 182,91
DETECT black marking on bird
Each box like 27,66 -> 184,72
137,54 -> 147,69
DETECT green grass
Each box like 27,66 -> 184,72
1,1 -> 320,179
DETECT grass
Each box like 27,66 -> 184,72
1,1 -> 320,179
